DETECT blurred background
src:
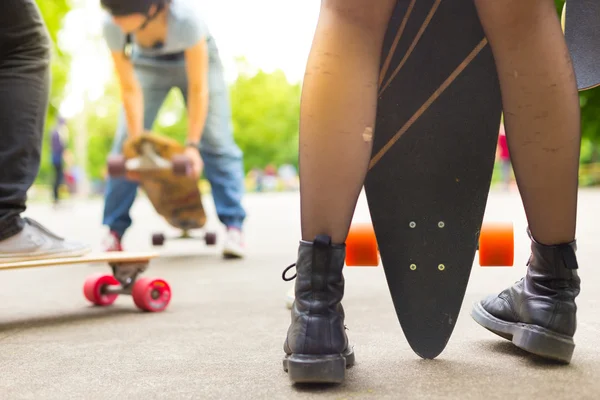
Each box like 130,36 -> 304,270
32,0 -> 600,203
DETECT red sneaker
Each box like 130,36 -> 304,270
103,231 -> 123,252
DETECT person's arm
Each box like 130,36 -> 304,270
184,38 -> 209,145
110,51 -> 144,138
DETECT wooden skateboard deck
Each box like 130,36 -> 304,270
122,134 -> 207,230
0,252 -> 172,312
561,0 -> 600,90
364,0 -> 503,359
0,252 -> 158,270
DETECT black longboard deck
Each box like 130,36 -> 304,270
562,0 -> 600,90
365,0 -> 503,359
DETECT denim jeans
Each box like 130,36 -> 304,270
102,56 -> 246,237
0,0 -> 51,241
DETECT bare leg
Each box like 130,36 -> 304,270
299,0 -> 397,243
283,0 -> 396,384
475,0 -> 581,245
472,0 -> 581,364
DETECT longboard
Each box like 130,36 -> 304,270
107,133 -> 217,247
361,0 -> 504,359
561,0 -> 600,90
0,252 -> 171,312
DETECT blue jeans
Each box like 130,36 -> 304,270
102,59 -> 246,237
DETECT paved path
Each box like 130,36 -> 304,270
1,188 -> 598,399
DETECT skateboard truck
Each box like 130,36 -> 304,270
127,141 -> 172,171
107,141 -> 191,177
151,230 -> 217,246
345,221 -> 514,267
103,261 -> 148,295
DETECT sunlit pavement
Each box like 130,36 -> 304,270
1,188 -> 599,399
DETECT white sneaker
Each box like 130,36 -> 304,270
0,217 -> 91,263
222,227 -> 245,259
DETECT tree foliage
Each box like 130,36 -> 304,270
229,64 -> 301,172
33,0 -> 600,186
35,0 -> 71,183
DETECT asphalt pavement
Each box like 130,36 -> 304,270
1,188 -> 598,399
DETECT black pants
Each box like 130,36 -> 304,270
0,0 -> 51,241
52,161 -> 63,203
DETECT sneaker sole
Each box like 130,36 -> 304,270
283,348 -> 355,384
471,301 -> 575,363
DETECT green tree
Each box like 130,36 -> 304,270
229,63 -> 301,172
35,0 -> 72,184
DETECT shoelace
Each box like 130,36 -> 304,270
282,263 -> 296,281
282,262 -> 349,331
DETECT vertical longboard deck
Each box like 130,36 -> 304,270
124,135 -> 207,230
562,0 -> 600,90
365,0 -> 502,358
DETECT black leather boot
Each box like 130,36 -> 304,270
281,234 -> 355,384
471,229 -> 580,363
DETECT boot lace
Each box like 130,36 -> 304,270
282,262 -> 350,332
282,263 -> 296,281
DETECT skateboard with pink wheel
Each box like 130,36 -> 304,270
0,252 -> 171,312
107,133 -> 217,248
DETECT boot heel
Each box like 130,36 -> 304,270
284,354 -> 347,384
513,326 -> 575,364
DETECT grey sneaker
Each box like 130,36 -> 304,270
0,217 -> 91,263
222,227 -> 245,259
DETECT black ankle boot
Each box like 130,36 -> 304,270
471,229 -> 581,363
281,235 -> 355,384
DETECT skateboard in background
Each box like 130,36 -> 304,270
108,133 -> 218,248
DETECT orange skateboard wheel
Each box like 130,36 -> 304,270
478,221 -> 514,267
346,223 -> 379,266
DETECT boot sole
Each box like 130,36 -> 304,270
471,301 -> 575,364
283,348 -> 355,384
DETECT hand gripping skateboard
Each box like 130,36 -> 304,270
107,133 -> 217,247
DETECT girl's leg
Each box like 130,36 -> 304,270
299,0 -> 397,244
475,0 -> 580,245
472,0 -> 581,364
283,0 -> 396,384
